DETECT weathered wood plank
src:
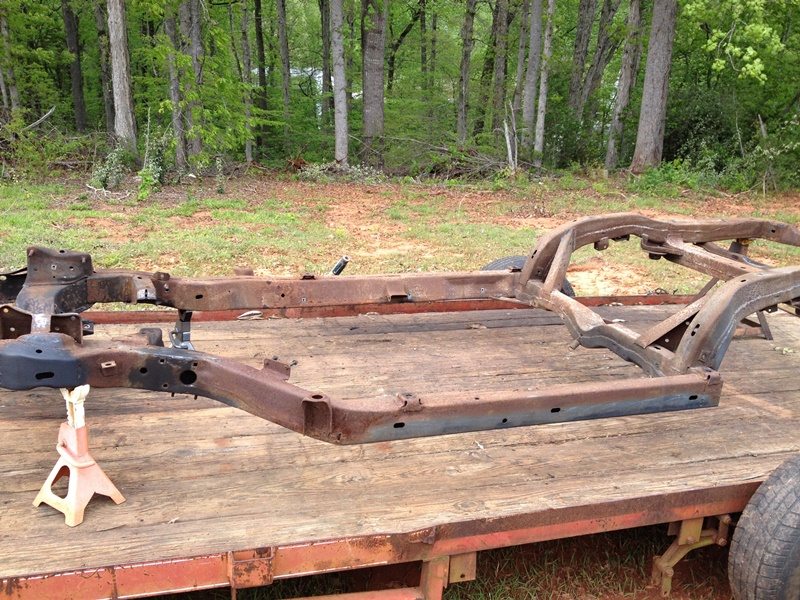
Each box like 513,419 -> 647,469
0,307 -> 798,580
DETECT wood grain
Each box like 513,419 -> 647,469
1,307 -> 798,578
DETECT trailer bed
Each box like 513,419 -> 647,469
1,305 -> 799,597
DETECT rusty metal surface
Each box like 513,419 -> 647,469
0,213 -> 799,444
0,482 -> 758,599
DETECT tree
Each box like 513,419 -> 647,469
164,11 -> 188,172
62,0 -> 87,132
630,0 -> 678,173
180,0 -> 203,157
489,0 -> 510,136
533,0 -> 555,169
330,0 -> 348,164
94,1 -> 114,137
387,3 -> 422,92
276,0 -> 291,144
0,8 -> 19,112
253,0 -> 268,154
605,0 -> 643,170
456,0 -> 478,143
318,0 -> 333,124
567,0 -> 596,112
106,0 -> 137,155
361,0 -> 387,166
240,1 -> 254,163
511,0 -> 530,114
520,0 -> 543,154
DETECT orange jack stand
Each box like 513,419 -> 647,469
33,385 -> 125,527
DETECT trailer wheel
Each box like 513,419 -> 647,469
728,453 -> 800,600
481,255 -> 576,297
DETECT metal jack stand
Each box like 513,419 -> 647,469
651,514 -> 731,596
33,385 -> 125,526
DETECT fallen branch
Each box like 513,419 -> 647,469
21,106 -> 56,132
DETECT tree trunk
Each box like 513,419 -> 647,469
360,0 -> 386,167
533,0 -> 555,169
0,12 -> 19,111
420,0 -> 427,89
276,0 -> 291,144
576,0 -> 622,117
241,2 -> 254,163
331,0 -> 348,165
62,0 -> 87,132
512,0 -> 530,115
472,0 -> 500,137
164,14 -> 188,171
106,0 -> 137,155
605,0 -> 642,171
520,0 -> 543,154
180,0 -> 203,156
386,5 -> 420,92
429,11 -> 436,89
319,0 -> 333,125
567,0 -> 596,112
630,0 -> 678,173
253,0 -> 268,154
489,0 -> 510,136
456,0 -> 478,143
0,67 -> 8,110
94,1 -> 115,137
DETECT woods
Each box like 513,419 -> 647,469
0,0 -> 798,188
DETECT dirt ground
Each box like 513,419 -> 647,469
42,173 -> 800,297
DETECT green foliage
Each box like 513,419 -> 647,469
0,0 -> 797,190
90,147 -> 128,191
137,123 -> 170,201
296,162 -> 387,184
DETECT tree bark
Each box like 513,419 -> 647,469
164,14 -> 188,171
630,0 -> 678,173
0,67 -> 7,110
456,0 -> 478,143
360,0 -> 387,167
276,0 -> 291,143
429,11 -> 436,89
605,0 -> 642,170
420,0 -> 427,89
106,0 -> 137,155
472,0 -> 500,137
512,0 -> 530,115
533,0 -> 555,169
180,0 -> 203,156
318,0 -> 333,125
387,5 -> 421,92
0,11 -> 19,111
489,0 -> 510,136
62,0 -> 87,132
253,0 -> 268,154
520,0 -> 543,154
331,0 -> 348,164
576,0 -> 622,117
94,1 -> 115,137
567,0 -> 596,112
241,1 -> 254,163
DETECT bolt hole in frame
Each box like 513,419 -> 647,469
0,213 -> 798,444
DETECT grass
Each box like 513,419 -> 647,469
1,176 -> 798,295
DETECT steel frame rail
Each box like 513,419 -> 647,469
1,213 -> 799,444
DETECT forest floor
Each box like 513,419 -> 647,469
2,173 -> 800,599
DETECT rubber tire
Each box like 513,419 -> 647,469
481,255 -> 576,298
729,453 -> 800,600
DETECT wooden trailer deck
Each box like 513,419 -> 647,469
1,304 -> 800,599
